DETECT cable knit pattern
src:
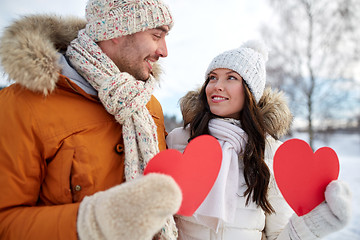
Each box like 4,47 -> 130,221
205,40 -> 268,103
66,29 -> 158,179
66,29 -> 177,240
99,75 -> 159,179
85,0 -> 174,42
287,180 -> 352,240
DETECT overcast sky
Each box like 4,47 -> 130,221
0,0 -> 274,120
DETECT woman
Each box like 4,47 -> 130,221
166,40 -> 351,240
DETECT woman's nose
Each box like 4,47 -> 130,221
214,80 -> 224,91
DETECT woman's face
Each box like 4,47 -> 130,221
205,68 -> 245,119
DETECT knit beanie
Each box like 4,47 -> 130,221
85,0 -> 173,42
205,40 -> 269,103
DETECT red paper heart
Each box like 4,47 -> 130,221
274,138 -> 339,216
144,135 -> 222,216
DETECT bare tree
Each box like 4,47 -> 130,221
261,0 -> 360,148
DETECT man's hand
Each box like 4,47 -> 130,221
77,173 -> 182,240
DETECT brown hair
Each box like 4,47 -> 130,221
188,77 -> 275,214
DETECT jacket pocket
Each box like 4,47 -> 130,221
70,146 -> 95,202
41,148 -> 75,205
41,145 -> 96,204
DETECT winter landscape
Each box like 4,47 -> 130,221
0,0 -> 359,239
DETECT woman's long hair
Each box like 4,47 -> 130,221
188,78 -> 275,214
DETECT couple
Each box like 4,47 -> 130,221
0,0 -> 351,239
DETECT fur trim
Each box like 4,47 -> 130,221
258,88 -> 293,138
179,87 -> 293,138
0,15 -> 86,95
0,14 -> 162,95
179,89 -> 200,127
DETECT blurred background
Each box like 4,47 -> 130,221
0,0 -> 359,239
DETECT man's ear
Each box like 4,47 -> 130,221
111,37 -> 120,45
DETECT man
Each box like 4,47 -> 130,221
0,0 -> 181,239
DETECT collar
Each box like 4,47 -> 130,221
59,54 -> 97,96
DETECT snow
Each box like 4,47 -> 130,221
283,132 -> 360,239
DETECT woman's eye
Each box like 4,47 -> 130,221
228,76 -> 238,80
209,76 -> 217,81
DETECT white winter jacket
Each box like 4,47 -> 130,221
166,126 -> 294,240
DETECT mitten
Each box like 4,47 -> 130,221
77,173 -> 182,240
288,180 -> 352,239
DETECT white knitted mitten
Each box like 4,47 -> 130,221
77,173 -> 182,240
288,180 -> 352,239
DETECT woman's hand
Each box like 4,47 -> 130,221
288,180 -> 352,239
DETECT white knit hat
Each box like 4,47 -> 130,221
85,0 -> 173,42
205,40 -> 269,102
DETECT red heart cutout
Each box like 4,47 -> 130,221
144,135 -> 222,216
274,138 -> 339,216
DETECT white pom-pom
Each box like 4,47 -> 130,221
241,40 -> 269,62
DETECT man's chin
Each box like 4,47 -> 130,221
137,74 -> 151,82
127,70 -> 149,81
140,71 -> 152,81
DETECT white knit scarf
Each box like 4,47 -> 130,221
66,29 -> 176,240
193,118 -> 248,232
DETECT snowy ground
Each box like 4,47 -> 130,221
283,132 -> 360,240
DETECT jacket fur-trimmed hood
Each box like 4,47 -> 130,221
0,15 -> 86,95
179,87 -> 293,138
0,15 -> 162,95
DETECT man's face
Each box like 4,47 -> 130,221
109,26 -> 169,80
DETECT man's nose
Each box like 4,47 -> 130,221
156,38 -> 168,58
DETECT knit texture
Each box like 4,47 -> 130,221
77,174 -> 182,240
66,29 -> 177,240
205,40 -> 268,102
288,180 -> 352,240
85,0 -> 173,42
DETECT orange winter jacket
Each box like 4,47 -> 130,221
0,75 -> 167,239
